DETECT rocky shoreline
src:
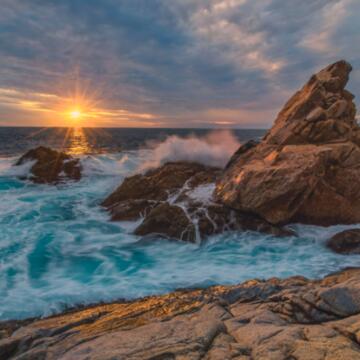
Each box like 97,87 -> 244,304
5,60 -> 360,359
2,267 -> 360,359
16,61 -> 360,244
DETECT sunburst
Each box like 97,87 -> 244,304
69,109 -> 82,120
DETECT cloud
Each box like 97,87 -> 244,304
0,0 -> 359,127
185,0 -> 286,75
299,0 -> 351,55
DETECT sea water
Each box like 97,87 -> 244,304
0,127 -> 359,320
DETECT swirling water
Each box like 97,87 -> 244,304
0,127 -> 360,320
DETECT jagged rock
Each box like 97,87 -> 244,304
327,229 -> 360,254
2,268 -> 360,359
108,199 -> 159,221
135,203 -> 196,242
15,146 -> 82,184
191,203 -> 295,238
103,162 -> 293,241
264,60 -> 358,146
215,61 -> 360,225
224,139 -> 259,170
102,161 -> 220,207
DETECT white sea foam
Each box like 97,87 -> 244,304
140,130 -> 240,170
1,150 -> 360,320
187,183 -> 216,203
0,157 -> 35,177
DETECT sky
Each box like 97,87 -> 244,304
0,0 -> 360,128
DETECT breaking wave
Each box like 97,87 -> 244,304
141,130 -> 240,170
1,148 -> 360,320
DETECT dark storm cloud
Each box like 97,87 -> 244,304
0,0 -> 359,127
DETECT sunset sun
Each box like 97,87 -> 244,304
69,109 -> 82,120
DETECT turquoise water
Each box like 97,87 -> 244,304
1,150 -> 360,320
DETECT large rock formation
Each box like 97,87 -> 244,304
216,60 -> 360,226
15,146 -> 82,184
102,162 -> 293,241
2,268 -> 360,359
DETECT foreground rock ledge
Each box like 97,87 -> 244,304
2,268 -> 360,359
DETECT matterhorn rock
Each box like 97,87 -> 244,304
215,61 -> 360,225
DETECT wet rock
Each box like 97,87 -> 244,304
327,229 -> 360,254
134,203 -> 196,242
103,162 -> 293,241
3,268 -> 360,359
15,146 -> 81,184
108,199 -> 159,221
192,204 -> 295,238
216,61 -> 360,226
102,161 -> 220,207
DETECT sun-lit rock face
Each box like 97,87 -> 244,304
264,60 -> 358,145
215,60 -> 360,225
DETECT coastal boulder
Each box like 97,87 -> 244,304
102,161 -> 220,207
108,199 -> 158,222
215,60 -> 360,226
102,161 -> 220,223
134,203 -> 196,242
15,146 -> 82,184
327,229 -> 360,254
103,162 -> 292,241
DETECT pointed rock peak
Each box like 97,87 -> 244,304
264,60 -> 358,146
314,60 -> 352,92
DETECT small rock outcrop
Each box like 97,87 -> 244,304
102,161 -> 220,208
327,229 -> 360,254
216,61 -> 360,226
102,162 -> 292,242
135,203 -> 197,242
2,268 -> 360,359
15,146 -> 82,184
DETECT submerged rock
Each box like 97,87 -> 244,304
103,162 -> 292,241
15,146 -> 81,184
2,268 -> 360,359
327,229 -> 360,254
216,60 -> 360,226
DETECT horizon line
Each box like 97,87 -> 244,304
0,125 -> 269,130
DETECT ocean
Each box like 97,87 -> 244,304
0,127 -> 359,320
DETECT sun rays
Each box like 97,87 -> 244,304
0,68 -> 157,127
